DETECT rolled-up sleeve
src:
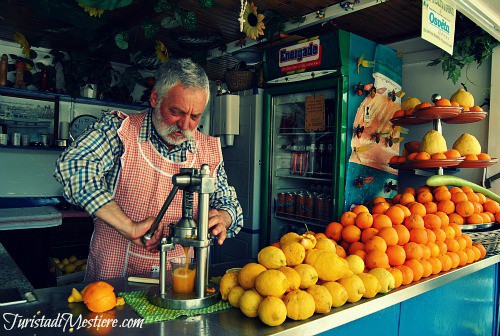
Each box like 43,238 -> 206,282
54,114 -> 123,214
210,163 -> 243,238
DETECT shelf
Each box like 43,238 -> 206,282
275,212 -> 330,226
443,111 -> 487,124
390,106 -> 464,126
276,170 -> 332,182
0,144 -> 64,151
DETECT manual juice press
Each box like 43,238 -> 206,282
141,164 -> 220,309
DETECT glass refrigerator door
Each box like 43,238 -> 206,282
269,88 -> 336,243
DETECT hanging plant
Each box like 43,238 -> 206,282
427,13 -> 499,84
142,22 -> 160,39
197,0 -> 214,8
115,31 -> 129,49
242,2 -> 265,40
76,0 -> 132,10
161,10 -> 197,31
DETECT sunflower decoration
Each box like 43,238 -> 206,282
78,3 -> 105,17
242,2 -> 265,40
13,32 -> 31,58
155,40 -> 170,63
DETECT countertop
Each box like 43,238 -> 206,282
0,253 -> 499,336
0,243 -> 33,294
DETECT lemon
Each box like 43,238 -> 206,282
338,275 -> 366,303
69,255 -> 78,263
258,296 -> 287,326
239,289 -> 263,318
281,242 -> 305,266
220,271 -> 239,300
369,268 -> 395,294
420,130 -> 447,155
450,88 -> 474,108
227,286 -> 246,308
283,290 -> 316,320
322,281 -> 348,307
254,270 -> 289,297
401,97 -> 421,111
306,284 -> 332,313
314,237 -> 336,253
67,288 -> 83,303
61,258 -> 70,266
358,273 -> 382,298
63,264 -> 77,274
238,263 -> 266,289
345,255 -> 365,275
278,266 -> 301,292
279,232 -> 301,247
293,264 -> 318,289
258,246 -> 286,269
307,250 -> 352,282
453,133 -> 481,156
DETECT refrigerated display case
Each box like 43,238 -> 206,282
261,30 -> 403,245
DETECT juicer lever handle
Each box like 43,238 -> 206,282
141,185 -> 180,245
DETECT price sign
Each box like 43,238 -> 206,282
305,94 -> 325,132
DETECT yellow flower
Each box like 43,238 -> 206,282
13,32 -> 30,58
79,3 -> 105,17
242,2 -> 265,40
155,40 -> 170,63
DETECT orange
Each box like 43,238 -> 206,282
408,202 -> 427,217
403,187 -> 416,195
423,214 -> 442,230
470,246 -> 481,261
396,265 -> 414,285
372,196 -> 387,205
476,193 -> 487,205
403,214 -> 425,229
397,156 -> 407,163
340,211 -> 357,226
348,241 -> 366,254
444,237 -> 460,252
448,213 -> 464,225
426,241 -> 440,258
442,225 -> 456,239
393,110 -> 405,118
432,228 -> 447,242
82,281 -> 117,313
437,200 -> 455,215
460,234 -> 473,248
325,222 -> 343,241
449,187 -> 463,194
450,101 -> 460,107
440,253 -> 453,271
479,212 -> 491,223
435,98 -> 451,106
393,225 -> 410,246
483,211 -> 495,222
424,201 -> 438,214
473,243 -> 487,259
477,153 -> 491,160
466,214 -> 483,225
472,202 -> 483,214
470,105 -> 483,111
387,267 -> 404,288
372,201 -> 391,214
434,211 -> 449,227
434,189 -> 451,202
392,194 -> 402,204
409,228 -> 428,244
386,245 -> 406,266
435,241 -> 448,254
465,192 -> 479,203
336,244 -> 347,258
365,236 -> 388,252
350,248 -> 366,261
496,212 -> 500,223
447,252 -> 460,269
433,185 -> 449,194
341,225 -> 361,243
365,250 -> 390,269
399,192 -> 415,205
450,223 -> 462,237
314,232 -> 328,240
404,259 -> 424,282
352,204 -> 370,215
430,152 -> 447,160
377,226 -> 399,246
420,101 -> 432,108
464,248 -> 476,264
465,154 -> 478,161
461,186 -> 474,193
403,242 -> 423,260
444,149 -> 461,159
361,227 -> 379,243
389,156 -> 399,164
416,186 -> 432,194
483,200 -> 500,214
395,204 -> 411,218
455,236 -> 467,251
407,152 -> 419,160
371,214 -> 391,231
415,151 -> 431,160
451,192 -> 468,203
456,250 -> 468,266
417,191 -> 433,204
355,211 -> 373,229
384,206 -> 406,225
420,259 -> 433,278
420,244 -> 431,259
425,229 -> 437,244
428,257 -> 443,275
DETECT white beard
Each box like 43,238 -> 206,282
152,108 -> 194,146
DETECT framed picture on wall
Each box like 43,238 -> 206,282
0,88 -> 59,146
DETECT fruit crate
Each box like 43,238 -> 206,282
467,226 -> 500,254
49,257 -> 87,286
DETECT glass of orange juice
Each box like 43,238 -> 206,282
170,257 -> 196,294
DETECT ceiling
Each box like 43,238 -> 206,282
0,0 -> 457,81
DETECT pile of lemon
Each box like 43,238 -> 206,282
220,232 -> 395,327
51,255 -> 87,275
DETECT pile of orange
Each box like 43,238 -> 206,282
392,97 -> 484,120
390,148 -> 492,164
324,186 -> 492,288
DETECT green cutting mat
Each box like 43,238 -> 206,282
119,290 -> 232,324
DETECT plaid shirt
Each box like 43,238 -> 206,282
54,109 -> 243,238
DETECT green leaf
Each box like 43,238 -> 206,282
154,0 -> 172,13
197,0 -> 214,8
115,32 -> 129,49
161,16 -> 180,29
76,0 -> 132,10
181,11 -> 197,31
142,23 -> 160,39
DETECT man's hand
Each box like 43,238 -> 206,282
208,209 -> 232,245
129,217 -> 164,253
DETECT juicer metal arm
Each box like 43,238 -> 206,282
141,185 -> 180,245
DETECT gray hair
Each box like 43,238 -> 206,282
154,58 -> 210,106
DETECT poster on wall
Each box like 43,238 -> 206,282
421,0 -> 456,55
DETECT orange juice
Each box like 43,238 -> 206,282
172,267 -> 196,293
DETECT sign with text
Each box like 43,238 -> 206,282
305,95 -> 325,132
279,38 -> 322,73
421,0 -> 456,55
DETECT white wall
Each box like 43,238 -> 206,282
389,38 -> 492,189
487,46 -> 500,194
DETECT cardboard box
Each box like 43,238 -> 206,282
49,258 -> 86,286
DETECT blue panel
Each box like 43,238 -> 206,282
318,303 -> 400,336
399,266 -> 497,336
